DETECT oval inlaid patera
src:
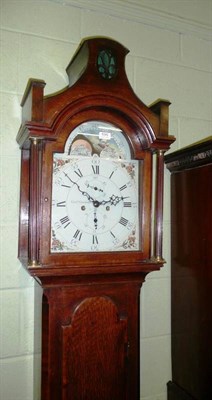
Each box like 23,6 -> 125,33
97,49 -> 117,79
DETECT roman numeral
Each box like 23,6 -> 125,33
110,230 -> 118,244
123,201 -> 132,207
57,201 -> 66,207
109,170 -> 115,179
119,184 -> 127,191
119,217 -> 128,227
92,235 -> 98,244
92,165 -> 99,174
73,229 -> 82,240
60,216 -> 71,228
74,169 -> 83,178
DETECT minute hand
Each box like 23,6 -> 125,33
63,172 -> 95,202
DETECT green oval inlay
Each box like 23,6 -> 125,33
97,49 -> 117,80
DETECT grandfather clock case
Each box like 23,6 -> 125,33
17,37 -> 175,400
165,137 -> 212,400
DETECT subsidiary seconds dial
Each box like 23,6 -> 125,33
51,155 -> 139,252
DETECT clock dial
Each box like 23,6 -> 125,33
51,154 -> 139,252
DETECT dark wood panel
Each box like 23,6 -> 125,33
62,297 -> 127,400
171,164 -> 212,399
166,138 -> 212,400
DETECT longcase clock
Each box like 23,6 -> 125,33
17,37 -> 175,400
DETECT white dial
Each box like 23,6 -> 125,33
51,155 -> 139,252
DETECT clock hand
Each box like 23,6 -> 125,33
93,208 -> 98,230
100,195 -> 129,206
63,173 -> 127,207
63,172 -> 95,202
85,182 -> 104,193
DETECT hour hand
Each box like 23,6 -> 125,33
101,195 -> 128,206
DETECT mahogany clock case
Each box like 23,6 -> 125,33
16,37 -> 175,400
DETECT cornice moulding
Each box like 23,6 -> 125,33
59,0 -> 212,41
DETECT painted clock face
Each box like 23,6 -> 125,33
51,121 -> 140,252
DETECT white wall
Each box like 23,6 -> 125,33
0,1 -> 211,399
